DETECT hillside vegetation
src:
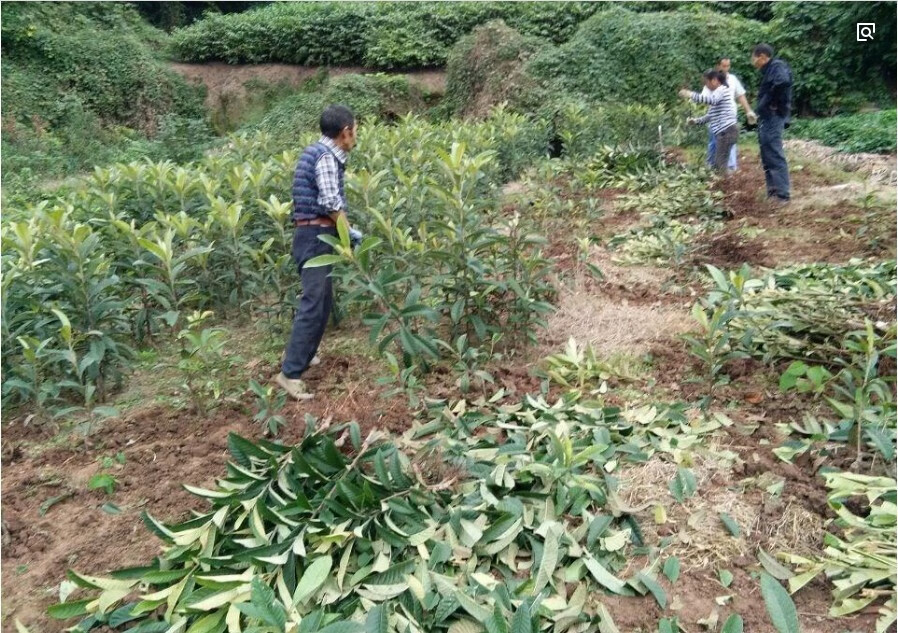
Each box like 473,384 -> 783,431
170,1 -> 896,116
527,8 -> 766,107
1,2 -> 208,195
788,109 -> 898,154
169,2 -> 601,68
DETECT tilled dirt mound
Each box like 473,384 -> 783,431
701,152 -> 896,268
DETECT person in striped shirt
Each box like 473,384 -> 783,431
678,69 -> 739,175
701,57 -> 757,171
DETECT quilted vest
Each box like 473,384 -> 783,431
291,142 -> 346,220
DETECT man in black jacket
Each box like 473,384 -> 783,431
752,43 -> 793,204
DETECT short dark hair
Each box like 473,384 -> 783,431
753,43 -> 774,58
320,104 -> 355,139
704,68 -> 728,86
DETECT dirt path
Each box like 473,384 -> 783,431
702,145 -> 896,269
514,144 -> 893,632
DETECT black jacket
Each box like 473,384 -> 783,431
756,58 -> 793,120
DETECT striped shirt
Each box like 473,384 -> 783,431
690,85 -> 737,135
314,136 -> 347,212
701,73 -> 746,102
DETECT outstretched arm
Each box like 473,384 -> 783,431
689,90 -> 725,106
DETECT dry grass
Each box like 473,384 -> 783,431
547,289 -> 694,357
616,429 -> 827,570
617,440 -> 756,568
588,248 -> 674,292
755,500 -> 826,557
785,138 -> 897,185
787,181 -> 895,213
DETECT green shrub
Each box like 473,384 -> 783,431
251,73 -> 430,146
500,2 -> 604,43
1,2 -> 207,195
1,2 -> 203,127
361,3 -> 478,69
170,2 -> 601,68
444,20 -> 546,118
528,7 -> 768,107
788,109 -> 897,154
769,2 -> 896,115
1,113 -> 553,412
551,101 -> 707,157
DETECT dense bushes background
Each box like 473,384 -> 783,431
251,73 -> 435,146
170,1 -> 895,116
2,2 -> 203,128
169,2 -> 601,68
443,20 -> 546,119
1,2 -> 208,195
768,2 -> 896,115
527,8 -> 767,108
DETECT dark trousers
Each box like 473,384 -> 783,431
712,124 -> 739,174
758,114 -> 790,200
281,226 -> 336,379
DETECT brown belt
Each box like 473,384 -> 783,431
294,217 -> 335,228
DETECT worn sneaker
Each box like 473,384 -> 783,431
274,373 -> 314,401
310,355 -> 321,366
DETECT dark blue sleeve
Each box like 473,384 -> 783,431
771,64 -> 790,90
770,64 -> 792,113
756,78 -> 771,115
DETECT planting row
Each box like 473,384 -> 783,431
1,112 -> 576,416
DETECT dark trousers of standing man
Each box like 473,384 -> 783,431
758,114 -> 790,200
281,226 -> 336,379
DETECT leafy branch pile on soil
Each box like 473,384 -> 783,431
783,472 -> 896,631
51,393 -> 729,633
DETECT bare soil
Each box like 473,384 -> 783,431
698,150 -> 896,268
1,346 -> 414,631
